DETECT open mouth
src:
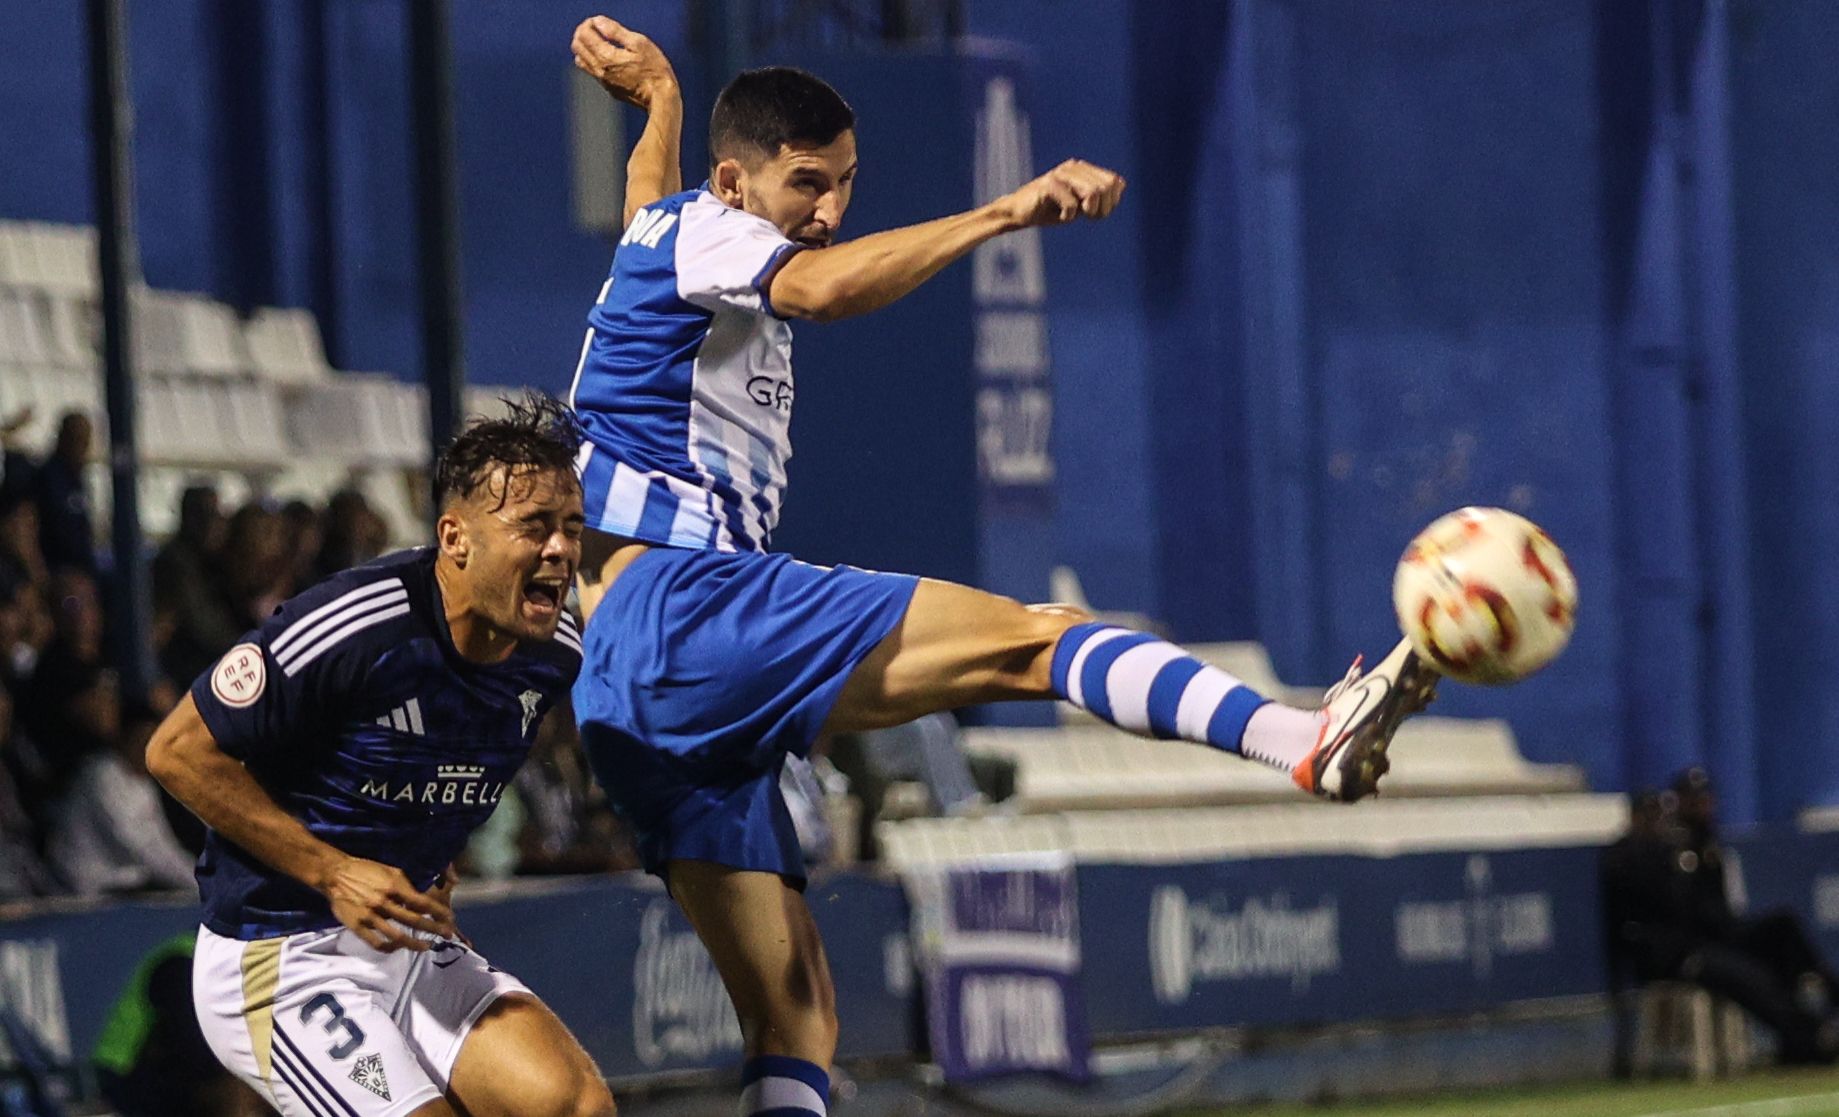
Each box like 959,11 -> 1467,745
521,580 -> 562,617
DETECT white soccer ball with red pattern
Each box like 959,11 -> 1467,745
1392,507 -> 1577,685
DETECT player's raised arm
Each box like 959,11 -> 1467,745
572,15 -> 683,225
146,695 -> 457,952
768,158 -> 1126,322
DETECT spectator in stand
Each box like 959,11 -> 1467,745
277,498 -> 322,596
47,692 -> 196,895
32,411 -> 96,574
315,487 -> 390,578
0,406 -> 36,497
18,569 -> 112,779
0,484 -> 47,596
0,686 -> 59,903
214,503 -> 291,629
152,485 -> 238,685
1601,770 -> 1839,1065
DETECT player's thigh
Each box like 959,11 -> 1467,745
446,993 -> 614,1117
666,860 -> 837,1059
193,928 -> 450,1117
826,577 -> 1091,733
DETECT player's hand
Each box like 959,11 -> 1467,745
997,159 -> 1126,229
321,856 -> 458,952
429,863 -> 474,947
572,16 -> 678,110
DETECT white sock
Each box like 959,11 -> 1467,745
1239,701 -> 1323,773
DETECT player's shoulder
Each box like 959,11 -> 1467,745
261,548 -> 431,675
675,188 -> 785,237
520,609 -> 585,679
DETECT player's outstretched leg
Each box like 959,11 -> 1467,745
446,995 -> 616,1117
827,579 -> 1437,801
668,860 -> 836,1117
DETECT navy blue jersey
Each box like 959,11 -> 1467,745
188,548 -> 582,938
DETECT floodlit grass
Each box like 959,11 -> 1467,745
1177,1068 -> 1839,1117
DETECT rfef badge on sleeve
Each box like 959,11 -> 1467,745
211,643 -> 267,708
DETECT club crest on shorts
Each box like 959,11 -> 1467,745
210,643 -> 266,708
349,1052 -> 390,1100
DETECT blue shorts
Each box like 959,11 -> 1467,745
573,547 -> 918,883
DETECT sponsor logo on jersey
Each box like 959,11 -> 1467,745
374,697 -> 426,735
745,375 -> 795,413
356,770 -> 506,808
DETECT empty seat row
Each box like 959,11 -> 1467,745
0,281 -> 333,385
874,794 -> 1630,868
963,712 -> 1586,814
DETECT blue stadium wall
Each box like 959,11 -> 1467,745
4,0 -> 1839,822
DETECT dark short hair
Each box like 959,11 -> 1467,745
710,66 -> 855,167
434,393 -> 581,510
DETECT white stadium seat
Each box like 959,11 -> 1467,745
0,222 -> 32,287
0,288 -> 55,367
0,222 -> 96,296
25,223 -> 97,298
244,306 -> 331,385
170,293 -> 250,377
288,374 -> 429,467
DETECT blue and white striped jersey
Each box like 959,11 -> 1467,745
188,548 -> 582,939
568,187 -> 802,553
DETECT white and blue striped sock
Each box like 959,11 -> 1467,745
739,1055 -> 828,1117
1049,623 -> 1320,771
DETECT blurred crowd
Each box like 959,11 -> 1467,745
0,407 -> 635,910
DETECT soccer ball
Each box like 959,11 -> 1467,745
1392,507 -> 1577,685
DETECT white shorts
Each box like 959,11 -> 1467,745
193,924 -> 530,1117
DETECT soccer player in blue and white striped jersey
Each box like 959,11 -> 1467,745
566,18 -> 1438,1117
146,397 -> 615,1117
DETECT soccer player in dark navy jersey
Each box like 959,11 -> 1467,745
146,397 -> 615,1117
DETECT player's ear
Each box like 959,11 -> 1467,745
437,509 -> 469,566
711,157 -> 746,207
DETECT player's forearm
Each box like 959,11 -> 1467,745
147,698 -> 349,894
622,87 -> 683,226
770,202 -> 1019,322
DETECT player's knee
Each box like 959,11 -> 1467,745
524,1072 -> 615,1117
572,1081 -> 618,1117
983,602 -> 1092,691
1025,601 -> 1095,628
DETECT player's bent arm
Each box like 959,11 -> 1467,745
770,157 -> 1125,322
623,86 -> 683,226
146,694 -> 456,950
570,16 -> 683,223
768,203 -> 1019,322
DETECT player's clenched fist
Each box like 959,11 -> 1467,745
998,158 -> 1127,228
320,855 -> 458,952
572,15 -> 677,109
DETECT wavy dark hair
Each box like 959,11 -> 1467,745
710,66 -> 855,167
433,392 -> 580,510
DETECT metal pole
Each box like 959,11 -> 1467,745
410,0 -> 465,505
85,0 -> 153,702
